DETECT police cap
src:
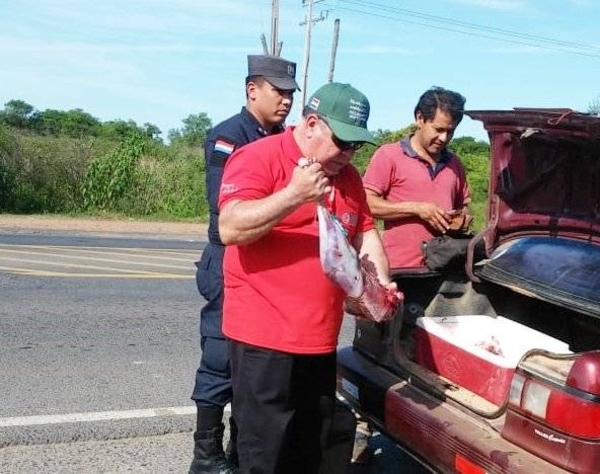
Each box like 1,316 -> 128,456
247,55 -> 300,91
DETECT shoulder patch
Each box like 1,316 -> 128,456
214,138 -> 235,155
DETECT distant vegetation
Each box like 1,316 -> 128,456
0,99 -> 490,228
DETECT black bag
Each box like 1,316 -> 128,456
422,234 -> 472,272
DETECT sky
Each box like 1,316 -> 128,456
2,0 -> 600,142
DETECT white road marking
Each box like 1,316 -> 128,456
0,405 -> 226,427
0,266 -> 194,278
0,247 -> 194,269
0,245 -> 201,277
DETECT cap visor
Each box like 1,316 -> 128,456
265,76 -> 301,91
328,119 -> 376,145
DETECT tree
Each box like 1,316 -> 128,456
142,122 -> 162,142
588,96 -> 600,115
31,109 -> 64,135
1,99 -> 35,128
167,128 -> 182,144
100,119 -> 144,141
449,136 -> 490,157
62,109 -> 101,137
174,112 -> 212,147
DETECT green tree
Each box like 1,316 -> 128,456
99,119 -> 144,141
142,122 -> 162,142
171,112 -> 212,147
449,136 -> 490,157
61,109 -> 101,138
1,100 -> 35,128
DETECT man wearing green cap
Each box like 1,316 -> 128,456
217,82 -> 397,473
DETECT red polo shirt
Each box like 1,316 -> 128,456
219,127 -> 374,354
363,138 -> 471,268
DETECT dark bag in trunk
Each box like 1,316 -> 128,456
422,234 -> 472,272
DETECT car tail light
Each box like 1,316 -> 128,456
502,351 -> 600,472
454,454 -> 486,474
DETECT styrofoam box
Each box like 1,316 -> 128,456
414,315 -> 571,405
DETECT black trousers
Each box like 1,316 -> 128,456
192,244 -> 232,408
229,340 -> 337,474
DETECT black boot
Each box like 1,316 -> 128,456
189,423 -> 238,474
224,416 -> 238,467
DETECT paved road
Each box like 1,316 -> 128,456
0,229 -> 429,473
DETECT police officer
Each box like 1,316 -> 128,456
190,54 -> 299,474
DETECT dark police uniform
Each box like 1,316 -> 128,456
192,107 -> 284,408
189,54 -> 298,474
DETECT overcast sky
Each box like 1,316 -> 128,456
2,0 -> 600,141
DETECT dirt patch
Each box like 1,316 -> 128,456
0,214 -> 208,239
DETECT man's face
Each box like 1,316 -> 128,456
415,108 -> 457,158
308,116 -> 363,176
247,79 -> 294,129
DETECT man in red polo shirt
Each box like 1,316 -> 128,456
218,82 -> 396,473
363,86 -> 472,269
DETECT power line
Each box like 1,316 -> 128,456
325,0 -> 600,59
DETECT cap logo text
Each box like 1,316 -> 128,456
348,98 -> 368,123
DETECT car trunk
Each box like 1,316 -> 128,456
350,109 -> 600,472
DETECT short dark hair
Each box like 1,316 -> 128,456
245,75 -> 267,86
414,86 -> 466,125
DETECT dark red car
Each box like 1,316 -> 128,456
337,109 -> 600,473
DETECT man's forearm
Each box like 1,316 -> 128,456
218,187 -> 303,246
366,192 -> 421,220
355,228 -> 391,285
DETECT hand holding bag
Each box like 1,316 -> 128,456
317,200 -> 402,322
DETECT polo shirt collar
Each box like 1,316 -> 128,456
400,135 -> 451,177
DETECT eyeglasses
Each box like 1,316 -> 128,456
317,116 -> 364,152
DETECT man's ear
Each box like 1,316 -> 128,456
246,81 -> 258,101
304,114 -> 321,137
305,113 -> 319,128
415,110 -> 424,128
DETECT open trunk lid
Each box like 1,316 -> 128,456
466,108 -> 600,317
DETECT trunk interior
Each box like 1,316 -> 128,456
354,269 -> 600,417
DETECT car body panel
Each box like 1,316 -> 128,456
338,347 -> 566,474
337,108 -> 600,473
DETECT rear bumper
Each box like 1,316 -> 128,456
337,346 -> 567,474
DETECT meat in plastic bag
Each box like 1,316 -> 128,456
344,254 -> 404,323
317,201 -> 364,298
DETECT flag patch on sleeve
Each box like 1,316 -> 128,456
214,139 -> 235,155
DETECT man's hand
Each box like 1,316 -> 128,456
448,210 -> 474,233
285,159 -> 332,204
416,202 -> 453,234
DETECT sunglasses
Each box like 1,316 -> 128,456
317,117 -> 364,152
331,135 -> 364,152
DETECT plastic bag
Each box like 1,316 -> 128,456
317,201 -> 403,322
344,254 -> 403,323
317,201 -> 364,298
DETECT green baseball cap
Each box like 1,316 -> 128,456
306,82 -> 375,144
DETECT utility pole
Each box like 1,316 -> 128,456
328,19 -> 340,83
300,0 -> 327,109
270,0 -> 280,55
